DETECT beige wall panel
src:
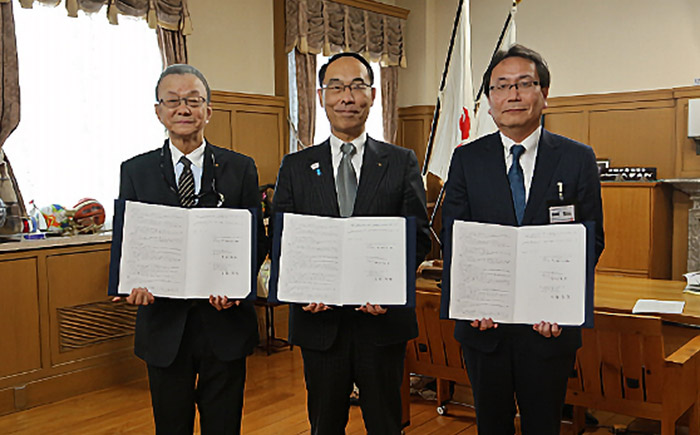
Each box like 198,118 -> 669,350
206,109 -> 233,149
543,111 -> 588,146
0,259 -> 41,379
188,0 -> 275,95
588,108 -> 675,178
598,187 -> 651,275
234,110 -> 284,185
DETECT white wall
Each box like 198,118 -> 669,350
398,0 -> 700,105
187,0 -> 276,95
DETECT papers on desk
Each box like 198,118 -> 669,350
683,271 -> 700,295
269,213 -> 416,306
108,200 -> 255,299
444,221 -> 593,326
632,299 -> 685,314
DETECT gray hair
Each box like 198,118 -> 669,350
155,64 -> 211,103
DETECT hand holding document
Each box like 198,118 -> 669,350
271,213 -> 414,306
446,221 -> 590,326
109,201 -> 254,299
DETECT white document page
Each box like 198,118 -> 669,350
118,201 -> 253,299
513,224 -> 586,325
449,222 -> 517,322
632,299 -> 685,314
277,214 -> 345,305
449,221 -> 587,325
119,202 -> 188,297
276,213 -> 407,305
185,208 -> 252,298
343,218 -> 406,305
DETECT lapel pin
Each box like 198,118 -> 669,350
310,162 -> 321,176
378,162 -> 382,167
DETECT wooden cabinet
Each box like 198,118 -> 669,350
597,182 -> 672,278
0,236 -> 144,416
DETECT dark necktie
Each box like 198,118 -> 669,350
337,143 -> 358,217
508,144 -> 526,225
178,156 -> 196,208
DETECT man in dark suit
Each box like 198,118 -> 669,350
115,64 -> 265,434
442,45 -> 604,435
272,52 -> 431,434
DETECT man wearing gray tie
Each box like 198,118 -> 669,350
272,52 -> 431,434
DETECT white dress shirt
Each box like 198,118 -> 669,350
170,140 -> 205,195
329,131 -> 366,184
500,126 -> 542,201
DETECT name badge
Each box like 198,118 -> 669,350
549,204 -> 576,223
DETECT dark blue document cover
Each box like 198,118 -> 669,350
268,213 -> 417,308
440,220 -> 596,328
108,199 -> 258,301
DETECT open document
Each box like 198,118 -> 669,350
443,221 -> 592,326
269,213 -> 416,306
108,200 -> 255,299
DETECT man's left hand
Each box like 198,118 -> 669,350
356,303 -> 387,316
533,321 -> 561,338
209,295 -> 239,311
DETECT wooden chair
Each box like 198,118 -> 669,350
567,311 -> 700,435
405,287 -> 469,415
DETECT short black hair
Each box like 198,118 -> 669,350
155,64 -> 211,103
483,44 -> 550,97
318,52 -> 374,86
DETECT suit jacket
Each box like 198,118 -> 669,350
441,129 -> 604,358
272,137 -> 431,351
118,140 -> 265,367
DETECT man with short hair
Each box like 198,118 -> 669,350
442,45 -> 604,434
115,64 -> 266,434
272,52 -> 431,434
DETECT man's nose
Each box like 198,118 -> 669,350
339,86 -> 356,103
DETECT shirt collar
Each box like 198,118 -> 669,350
169,140 -> 206,169
330,131 -> 367,156
500,126 -> 542,155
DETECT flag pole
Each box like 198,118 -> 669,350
426,2 -> 518,249
421,0 -> 465,177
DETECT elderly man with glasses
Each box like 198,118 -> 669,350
115,64 -> 266,435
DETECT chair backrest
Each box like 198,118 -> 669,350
569,311 -> 664,404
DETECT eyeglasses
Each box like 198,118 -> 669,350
321,81 -> 372,95
158,96 -> 207,108
489,79 -> 540,95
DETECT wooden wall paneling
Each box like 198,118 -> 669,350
206,109 -> 232,149
649,184 -> 673,279
0,258 -> 41,379
46,248 -> 133,366
208,92 -> 286,186
233,108 -> 285,185
543,110 -> 589,145
588,104 -> 675,179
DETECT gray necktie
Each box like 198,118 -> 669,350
337,143 -> 357,217
178,156 -> 196,208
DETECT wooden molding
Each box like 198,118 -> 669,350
546,88 -> 674,110
210,91 -> 285,108
330,0 -> 410,20
398,105 -> 435,117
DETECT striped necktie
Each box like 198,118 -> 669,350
178,156 -> 196,208
337,142 -> 358,217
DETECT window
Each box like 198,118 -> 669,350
4,4 -> 163,223
314,55 -> 384,144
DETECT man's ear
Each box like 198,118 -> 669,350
317,88 -> 324,106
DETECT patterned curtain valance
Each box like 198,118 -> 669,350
285,0 -> 407,67
5,0 -> 192,35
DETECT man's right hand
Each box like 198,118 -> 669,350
470,318 -> 498,331
112,287 -> 155,305
302,302 -> 332,313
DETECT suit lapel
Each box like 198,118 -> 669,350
483,135 -> 518,224
354,137 -> 388,215
159,141 -> 181,205
523,129 -> 562,224
307,141 -> 340,216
